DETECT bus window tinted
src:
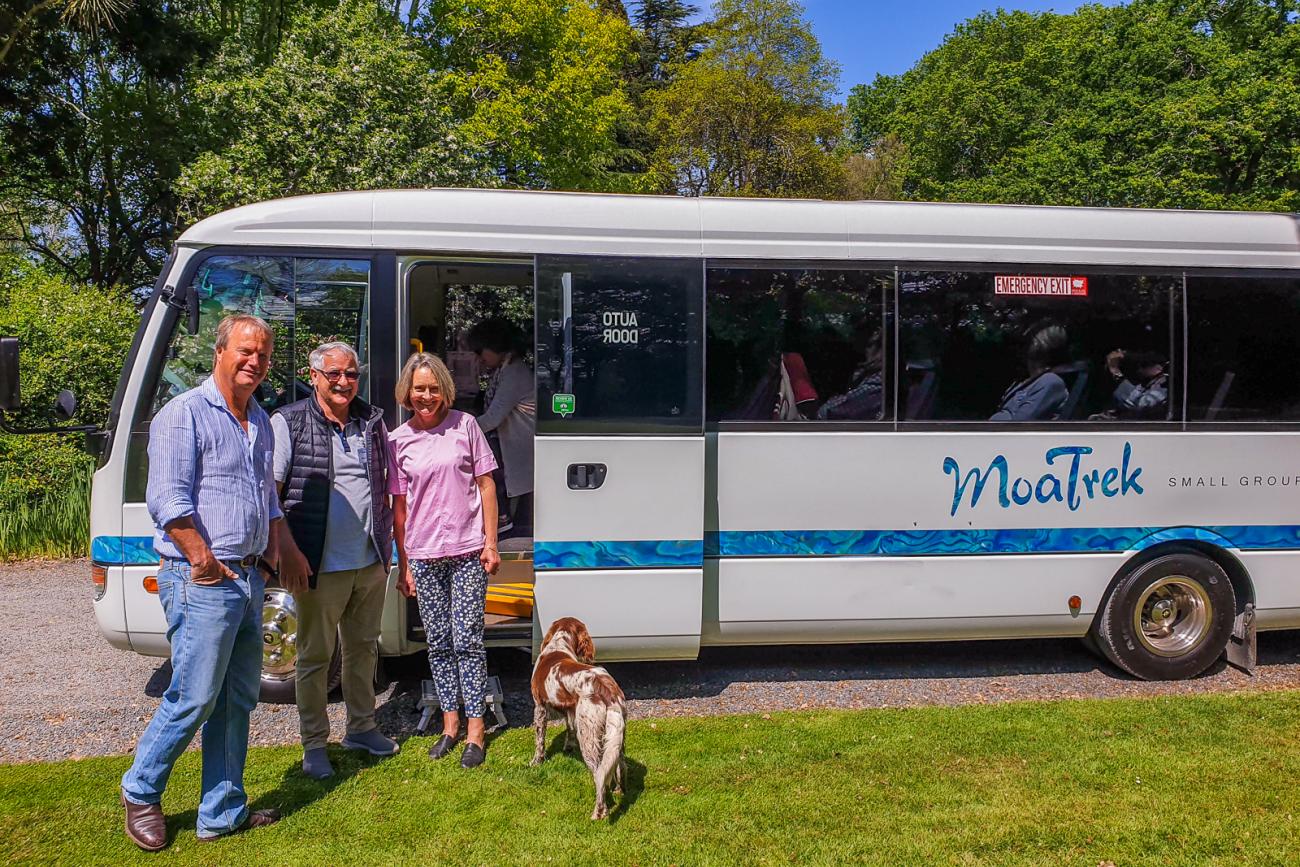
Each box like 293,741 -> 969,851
126,254 -> 370,501
900,270 -> 1177,423
536,256 -> 703,433
1188,275 -> 1300,421
707,268 -> 889,422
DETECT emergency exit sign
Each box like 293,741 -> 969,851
995,275 -> 1089,297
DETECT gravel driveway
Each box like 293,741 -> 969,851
4,559 -> 1300,764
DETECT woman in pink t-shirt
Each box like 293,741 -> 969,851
390,353 -> 500,768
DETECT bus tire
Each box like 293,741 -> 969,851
259,585 -> 342,704
1092,551 -> 1235,681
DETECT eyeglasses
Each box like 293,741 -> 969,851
315,369 -> 360,382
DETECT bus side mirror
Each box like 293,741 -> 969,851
54,389 -> 77,421
160,284 -> 200,335
0,337 -> 21,412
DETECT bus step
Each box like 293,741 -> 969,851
415,675 -> 509,734
486,582 -> 533,618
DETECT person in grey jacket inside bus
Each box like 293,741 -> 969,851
467,319 -> 535,535
989,322 -> 1070,422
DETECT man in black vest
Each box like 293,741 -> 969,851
273,341 -> 397,779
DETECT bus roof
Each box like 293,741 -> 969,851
177,188 -> 1300,270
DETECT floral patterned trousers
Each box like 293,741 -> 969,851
411,553 -> 488,718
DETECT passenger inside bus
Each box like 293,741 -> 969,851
989,322 -> 1070,421
1090,348 -> 1169,420
816,328 -> 885,420
467,319 -> 535,537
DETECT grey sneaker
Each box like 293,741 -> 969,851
302,747 -> 334,780
342,729 -> 400,756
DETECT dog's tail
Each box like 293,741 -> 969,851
594,699 -> 626,803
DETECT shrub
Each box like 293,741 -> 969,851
0,257 -> 139,558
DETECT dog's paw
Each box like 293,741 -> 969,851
590,807 -> 608,821
529,756 -> 544,767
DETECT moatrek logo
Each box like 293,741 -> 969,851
943,443 -> 1144,517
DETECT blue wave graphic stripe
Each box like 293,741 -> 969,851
534,540 -> 703,570
92,525 -> 1300,568
709,525 -> 1300,557
91,535 -> 157,565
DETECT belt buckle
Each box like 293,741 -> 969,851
239,554 -> 258,568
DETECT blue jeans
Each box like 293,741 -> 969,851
120,560 -> 264,838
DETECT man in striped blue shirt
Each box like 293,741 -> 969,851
120,313 -> 286,850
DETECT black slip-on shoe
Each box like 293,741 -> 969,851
428,734 -> 459,760
460,742 -> 486,769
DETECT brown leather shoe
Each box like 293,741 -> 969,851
122,794 -> 167,851
196,808 -> 281,842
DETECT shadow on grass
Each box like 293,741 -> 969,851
606,757 -> 646,825
160,744 -> 394,841
534,729 -> 645,824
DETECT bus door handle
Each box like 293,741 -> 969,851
567,463 -> 607,490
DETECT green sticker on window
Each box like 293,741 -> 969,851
552,393 -> 576,417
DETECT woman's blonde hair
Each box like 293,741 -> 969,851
395,352 -> 456,410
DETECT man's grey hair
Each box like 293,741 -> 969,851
214,313 -> 274,350
309,341 -> 359,371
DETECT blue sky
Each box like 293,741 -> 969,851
692,1 -> 1122,98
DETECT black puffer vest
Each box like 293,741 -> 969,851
274,397 -> 394,588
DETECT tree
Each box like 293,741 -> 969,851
841,135 -> 907,201
630,0 -> 705,89
417,0 -> 637,190
645,0 -> 845,197
175,0 -> 484,222
1,0 -> 128,69
0,0 -> 213,290
846,0 -> 1300,210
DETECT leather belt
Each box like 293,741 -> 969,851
225,554 -> 260,568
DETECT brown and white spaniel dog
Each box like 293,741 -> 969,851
531,617 -> 627,820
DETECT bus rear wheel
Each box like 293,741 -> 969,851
259,586 -> 341,704
1093,551 -> 1235,681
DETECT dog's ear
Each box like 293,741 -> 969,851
577,626 -> 596,663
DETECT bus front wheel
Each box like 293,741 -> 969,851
259,586 -> 341,703
1093,551 -> 1235,681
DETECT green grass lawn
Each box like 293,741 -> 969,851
4,692 -> 1300,865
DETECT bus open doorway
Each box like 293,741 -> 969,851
401,259 -> 536,651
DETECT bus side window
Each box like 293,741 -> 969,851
1188,275 -> 1300,422
535,256 -> 703,432
899,269 -> 1179,424
706,267 -> 890,423
124,255 -> 370,502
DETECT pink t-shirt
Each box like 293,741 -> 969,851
388,410 -> 498,560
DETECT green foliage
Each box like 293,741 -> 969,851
646,0 -> 846,197
630,0 -> 706,89
0,0 -> 214,290
847,0 -> 1300,209
176,0 -> 486,223
7,694 -> 1300,861
0,452 -> 90,558
0,256 -> 138,557
419,0 -> 638,190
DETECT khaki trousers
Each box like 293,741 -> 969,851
293,560 -> 388,750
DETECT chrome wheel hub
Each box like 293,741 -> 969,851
1133,575 -> 1212,658
262,588 -> 298,680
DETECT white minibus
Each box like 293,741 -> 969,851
17,189 -> 1300,698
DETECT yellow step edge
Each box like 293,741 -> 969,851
485,582 -> 534,617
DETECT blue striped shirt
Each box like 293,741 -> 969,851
147,376 -> 283,561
